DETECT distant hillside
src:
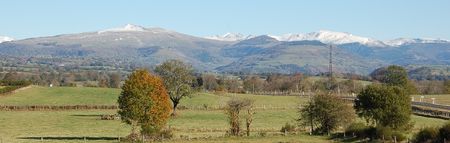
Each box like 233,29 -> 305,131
0,24 -> 449,75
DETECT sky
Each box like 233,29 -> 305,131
1,0 -> 450,40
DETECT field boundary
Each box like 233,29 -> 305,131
0,105 -> 117,111
0,104 -> 300,111
0,85 -> 32,96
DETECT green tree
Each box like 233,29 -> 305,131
299,94 -> 355,135
155,60 -> 195,116
117,69 -> 171,138
370,65 -> 417,94
355,84 -> 412,129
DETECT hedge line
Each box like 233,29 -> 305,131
412,105 -> 450,120
0,80 -> 32,95
0,105 -> 118,111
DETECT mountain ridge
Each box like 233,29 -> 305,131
1,24 -> 449,75
208,30 -> 449,47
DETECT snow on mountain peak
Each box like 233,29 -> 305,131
123,24 -> 146,31
0,36 -> 14,43
98,24 -> 148,33
205,33 -> 254,41
271,30 -> 385,46
208,30 -> 450,47
384,38 -> 450,46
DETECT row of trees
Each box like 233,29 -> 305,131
414,79 -> 450,94
3,63 -> 448,95
202,73 -> 366,95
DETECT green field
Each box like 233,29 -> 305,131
0,86 -> 120,105
0,86 -> 448,142
0,86 -> 306,108
412,94 -> 450,105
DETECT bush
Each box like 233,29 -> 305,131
414,127 -> 439,143
350,126 -> 406,142
62,83 -> 77,87
412,122 -> 450,143
143,128 -> 174,141
374,126 -> 393,140
258,132 -> 267,137
345,122 -> 370,138
118,69 -> 172,137
280,122 -> 296,133
0,80 -> 31,86
439,123 -> 450,141
372,126 -> 405,142
391,131 -> 406,142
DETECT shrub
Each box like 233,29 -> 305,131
225,98 -> 254,136
391,131 -> 406,142
258,132 -> 267,137
280,122 -> 296,133
414,127 -> 439,143
0,80 -> 31,86
143,128 -> 174,141
439,123 -> 450,142
374,126 -> 393,140
345,122 -> 370,138
299,93 -> 356,135
117,69 -> 171,138
355,126 -> 407,142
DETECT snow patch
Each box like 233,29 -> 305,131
384,38 -> 450,46
0,36 -> 14,43
271,30 -> 386,47
98,24 -> 147,34
205,33 -> 254,41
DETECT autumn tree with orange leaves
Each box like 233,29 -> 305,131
118,69 -> 171,138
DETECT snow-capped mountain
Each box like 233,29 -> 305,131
385,38 -> 450,46
270,30 -> 386,47
97,24 -> 173,34
210,30 -> 450,47
0,36 -> 14,43
205,33 -> 254,41
2,25 -> 450,75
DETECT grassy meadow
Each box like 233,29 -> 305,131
411,94 -> 450,105
0,86 -> 120,105
0,86 -> 448,142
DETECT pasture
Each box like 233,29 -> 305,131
0,86 -> 448,142
412,94 -> 450,105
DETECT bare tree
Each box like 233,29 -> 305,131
225,98 -> 254,136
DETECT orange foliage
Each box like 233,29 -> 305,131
118,69 -> 171,133
146,74 -> 171,130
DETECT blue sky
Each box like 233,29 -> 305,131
1,0 -> 449,40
